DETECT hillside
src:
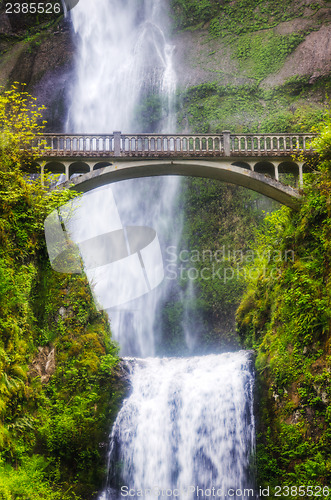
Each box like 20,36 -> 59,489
1,0 -> 331,132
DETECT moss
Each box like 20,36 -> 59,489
0,140 -> 126,498
232,31 -> 305,80
177,78 -> 329,134
236,124 -> 331,493
171,0 -> 306,34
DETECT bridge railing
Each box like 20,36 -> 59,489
121,134 -> 224,155
37,132 -> 316,157
231,134 -> 315,154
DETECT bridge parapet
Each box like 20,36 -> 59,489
38,132 -> 316,158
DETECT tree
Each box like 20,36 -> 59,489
0,82 -> 46,171
0,83 -> 78,252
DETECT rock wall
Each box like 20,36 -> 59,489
1,2 -> 331,131
0,9 -> 74,130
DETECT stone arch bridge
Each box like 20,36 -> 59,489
36,131 -> 316,209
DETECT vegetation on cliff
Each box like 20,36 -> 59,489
0,85 -> 124,499
236,115 -> 331,496
171,0 -> 320,34
170,0 -> 330,134
158,178 -> 267,354
176,77 -> 328,134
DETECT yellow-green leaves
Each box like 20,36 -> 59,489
0,82 -> 45,171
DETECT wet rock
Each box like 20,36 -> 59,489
0,12 -> 12,34
291,409 -> 301,424
58,305 -> 74,320
29,346 -> 56,383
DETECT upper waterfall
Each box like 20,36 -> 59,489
66,0 -> 181,357
67,0 -> 176,133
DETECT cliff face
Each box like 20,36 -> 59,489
0,10 -> 74,130
172,7 -> 331,89
236,157 -> 331,491
1,1 -> 331,132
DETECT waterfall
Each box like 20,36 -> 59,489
65,1 -> 256,498
67,0 -> 175,133
102,352 -> 256,500
67,0 -> 180,356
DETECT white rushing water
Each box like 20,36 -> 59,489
102,352 -> 256,499
67,0 -> 180,356
67,0 -> 176,133
66,2 -> 256,498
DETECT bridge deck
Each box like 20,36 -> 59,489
37,132 -> 318,210
38,131 -> 316,158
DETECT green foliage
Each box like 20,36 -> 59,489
171,0 -> 218,29
0,82 -> 45,170
234,32 -> 304,79
0,85 -> 125,498
236,115 -> 331,491
0,455 -> 79,500
178,78 -> 328,134
171,0 -> 306,34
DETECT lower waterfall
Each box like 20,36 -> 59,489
100,352 -> 256,500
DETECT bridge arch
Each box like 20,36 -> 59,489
231,161 -> 251,171
93,161 -> 113,171
69,161 -> 90,178
58,159 -> 301,209
44,161 -> 66,175
278,160 -> 300,187
254,161 -> 276,178
278,160 -> 299,174
38,131 -> 318,209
